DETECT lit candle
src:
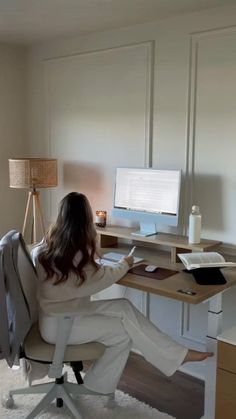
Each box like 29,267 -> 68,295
95,210 -> 107,227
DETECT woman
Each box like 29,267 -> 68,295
31,192 -> 212,395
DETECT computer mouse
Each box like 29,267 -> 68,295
145,265 -> 158,272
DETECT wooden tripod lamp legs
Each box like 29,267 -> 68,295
22,190 -> 46,244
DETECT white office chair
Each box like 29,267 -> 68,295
1,232 -> 113,419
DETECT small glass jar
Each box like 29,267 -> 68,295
95,210 -> 107,227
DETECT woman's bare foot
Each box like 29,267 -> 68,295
182,349 -> 214,364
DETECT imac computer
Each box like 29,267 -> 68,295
113,167 -> 181,236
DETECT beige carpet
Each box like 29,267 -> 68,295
0,360 -> 175,418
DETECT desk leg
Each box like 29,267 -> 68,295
201,293 -> 222,419
141,292 -> 150,318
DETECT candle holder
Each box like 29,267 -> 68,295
95,210 -> 107,228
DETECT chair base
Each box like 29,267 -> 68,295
6,373 -> 114,419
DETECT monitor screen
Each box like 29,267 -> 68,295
113,167 -> 181,236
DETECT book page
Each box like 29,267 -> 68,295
178,252 -> 226,269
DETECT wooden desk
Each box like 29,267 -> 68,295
121,267 -> 236,419
98,231 -> 236,419
119,266 -> 236,305
101,246 -> 236,419
119,268 -> 236,419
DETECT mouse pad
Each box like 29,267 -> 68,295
129,264 -> 178,280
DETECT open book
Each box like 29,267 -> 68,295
178,252 -> 236,270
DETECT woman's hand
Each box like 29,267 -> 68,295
122,255 -> 134,268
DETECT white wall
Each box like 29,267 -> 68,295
27,4 -> 236,379
0,44 -> 28,237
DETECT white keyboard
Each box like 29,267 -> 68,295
102,252 -> 143,264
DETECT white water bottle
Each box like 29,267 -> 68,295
188,205 -> 201,244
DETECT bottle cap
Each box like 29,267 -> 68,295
192,205 -> 200,214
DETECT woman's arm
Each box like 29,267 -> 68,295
32,244 -> 134,299
76,257 -> 133,296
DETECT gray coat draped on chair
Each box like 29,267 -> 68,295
0,230 -> 34,367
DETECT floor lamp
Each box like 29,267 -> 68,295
9,158 -> 58,244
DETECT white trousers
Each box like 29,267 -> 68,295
40,298 -> 188,394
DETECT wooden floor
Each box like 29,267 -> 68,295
116,352 -> 204,419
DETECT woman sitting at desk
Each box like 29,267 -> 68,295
31,192 -> 213,395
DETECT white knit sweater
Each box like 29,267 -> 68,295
31,244 -> 129,314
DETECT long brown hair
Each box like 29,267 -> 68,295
38,192 -> 98,284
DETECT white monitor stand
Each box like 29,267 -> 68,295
131,223 -> 157,237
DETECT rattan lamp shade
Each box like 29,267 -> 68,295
9,158 -> 58,189
8,158 -> 58,244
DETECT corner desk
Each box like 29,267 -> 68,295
96,226 -> 236,419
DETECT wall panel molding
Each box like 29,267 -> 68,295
43,40 -> 155,221
184,26 -> 236,339
186,25 -> 236,217
43,41 -> 155,167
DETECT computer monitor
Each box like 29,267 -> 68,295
113,167 -> 181,236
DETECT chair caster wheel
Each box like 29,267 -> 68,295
56,397 -> 63,408
2,394 -> 14,408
